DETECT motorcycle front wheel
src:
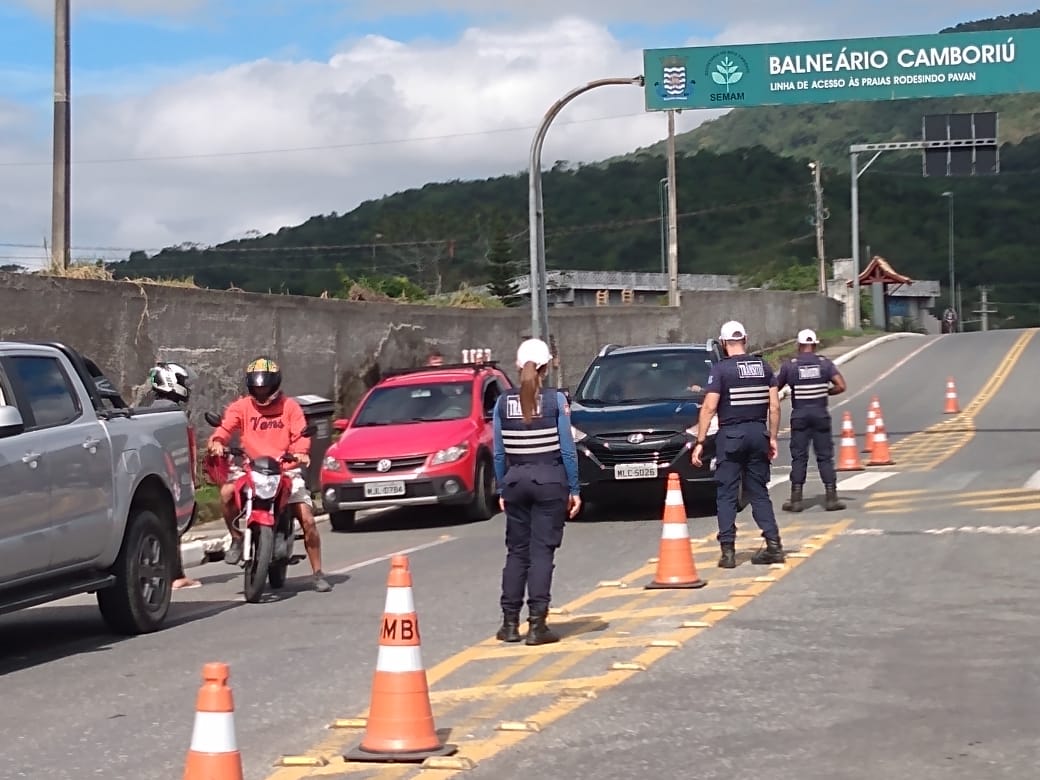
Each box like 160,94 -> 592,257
243,524 -> 275,603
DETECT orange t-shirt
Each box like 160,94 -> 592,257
208,395 -> 310,461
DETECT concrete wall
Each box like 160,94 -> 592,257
0,273 -> 842,427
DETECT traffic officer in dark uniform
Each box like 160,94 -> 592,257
492,338 -> 581,646
690,321 -> 785,569
776,328 -> 847,513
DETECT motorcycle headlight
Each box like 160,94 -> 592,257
323,455 -> 341,471
431,442 -> 468,466
251,471 -> 281,500
571,425 -> 587,442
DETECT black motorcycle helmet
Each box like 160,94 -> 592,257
245,356 -> 282,405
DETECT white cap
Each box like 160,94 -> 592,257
516,338 -> 552,369
719,321 -> 747,341
798,328 -> 819,345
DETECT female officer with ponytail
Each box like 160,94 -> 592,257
492,338 -> 581,646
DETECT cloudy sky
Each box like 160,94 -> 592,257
0,1 -> 1033,266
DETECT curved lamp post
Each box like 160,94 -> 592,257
527,76 -> 646,343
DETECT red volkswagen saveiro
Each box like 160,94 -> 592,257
319,361 -> 513,531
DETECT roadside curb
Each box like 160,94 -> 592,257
179,512 -> 332,570
830,331 -> 927,367
779,332 -> 926,400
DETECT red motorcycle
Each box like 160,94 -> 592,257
202,411 -> 316,603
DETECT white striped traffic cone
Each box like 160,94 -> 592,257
183,662 -> 243,780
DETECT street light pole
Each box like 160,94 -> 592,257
941,191 -> 955,328
665,109 -> 680,306
528,75 -> 645,343
52,0 -> 71,272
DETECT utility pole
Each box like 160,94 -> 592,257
52,0 -> 71,271
665,110 -> 680,306
809,161 -> 827,294
973,286 -> 998,332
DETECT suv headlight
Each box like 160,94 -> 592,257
686,415 -> 719,438
431,442 -> 468,465
571,425 -> 587,442
323,455 -> 342,471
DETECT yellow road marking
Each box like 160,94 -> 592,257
885,329 -> 1036,472
264,519 -> 850,780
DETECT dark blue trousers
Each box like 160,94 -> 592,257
714,421 -> 780,544
499,464 -> 569,613
789,408 -> 837,485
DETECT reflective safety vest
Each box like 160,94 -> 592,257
497,388 -> 561,464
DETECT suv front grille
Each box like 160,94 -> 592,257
347,455 -> 428,473
590,443 -> 686,467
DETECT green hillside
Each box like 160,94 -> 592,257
621,11 -> 1040,169
111,10 -> 1040,328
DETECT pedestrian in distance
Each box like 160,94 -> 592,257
776,329 -> 847,513
492,338 -> 581,646
690,321 -> 785,569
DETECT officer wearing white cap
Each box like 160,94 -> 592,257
690,321 -> 785,568
776,328 -> 847,512
492,338 -> 581,645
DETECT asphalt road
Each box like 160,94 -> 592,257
2,329 -> 1038,780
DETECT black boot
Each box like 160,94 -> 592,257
525,609 -> 560,646
782,484 -> 804,512
496,610 -> 522,643
824,483 -> 846,511
718,542 -> 737,569
751,538 -> 785,565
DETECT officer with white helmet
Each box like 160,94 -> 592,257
492,338 -> 581,646
690,321 -> 785,569
776,328 -> 847,512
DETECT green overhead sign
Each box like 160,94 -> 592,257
643,28 -> 1040,111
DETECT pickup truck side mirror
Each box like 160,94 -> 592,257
203,411 -> 222,427
332,419 -> 349,432
0,405 -> 25,438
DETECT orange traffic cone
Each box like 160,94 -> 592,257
183,663 -> 243,780
862,405 -> 876,453
836,411 -> 864,471
868,412 -> 895,466
943,377 -> 960,414
645,473 -> 706,589
345,555 -> 456,763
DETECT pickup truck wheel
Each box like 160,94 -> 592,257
329,510 -> 356,532
466,458 -> 496,521
97,508 -> 174,635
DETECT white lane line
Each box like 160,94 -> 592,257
832,337 -> 941,411
1024,470 -> 1040,490
836,471 -> 898,491
326,536 -> 457,576
767,474 -> 790,489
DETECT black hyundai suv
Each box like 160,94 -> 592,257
567,341 -> 728,511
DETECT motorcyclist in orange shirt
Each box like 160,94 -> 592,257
207,357 -> 331,592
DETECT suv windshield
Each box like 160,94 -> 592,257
353,381 -> 473,426
576,350 -> 715,404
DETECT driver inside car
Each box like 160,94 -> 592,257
206,357 -> 331,593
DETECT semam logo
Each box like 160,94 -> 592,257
705,50 -> 749,104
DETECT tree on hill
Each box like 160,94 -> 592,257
485,226 -> 522,306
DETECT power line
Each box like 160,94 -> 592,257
0,110 -> 651,167
0,194 -> 803,256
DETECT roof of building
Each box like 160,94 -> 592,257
511,270 -> 740,294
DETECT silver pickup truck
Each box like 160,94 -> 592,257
0,341 -> 196,634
